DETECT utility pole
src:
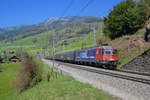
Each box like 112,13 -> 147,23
52,29 -> 55,72
62,40 -> 65,50
44,21 -> 49,58
92,27 -> 96,46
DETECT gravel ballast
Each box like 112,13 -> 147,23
43,59 -> 150,100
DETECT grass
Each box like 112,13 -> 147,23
0,63 -> 19,100
0,61 -> 116,100
117,46 -> 150,69
14,76 -> 115,100
13,62 -> 115,100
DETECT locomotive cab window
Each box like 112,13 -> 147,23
113,49 -> 117,55
104,49 -> 111,55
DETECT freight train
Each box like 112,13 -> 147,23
47,45 -> 119,69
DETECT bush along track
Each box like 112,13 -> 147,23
13,56 -> 43,93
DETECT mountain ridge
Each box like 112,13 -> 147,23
0,16 -> 103,42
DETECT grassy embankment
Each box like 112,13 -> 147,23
0,62 -> 116,100
110,28 -> 150,68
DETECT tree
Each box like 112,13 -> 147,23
103,0 -> 147,39
141,0 -> 150,18
32,38 -> 37,44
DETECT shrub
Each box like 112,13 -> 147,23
14,56 -> 42,93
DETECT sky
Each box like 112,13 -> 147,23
0,0 -> 125,28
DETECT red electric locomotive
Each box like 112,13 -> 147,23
48,44 -> 119,70
95,46 -> 119,69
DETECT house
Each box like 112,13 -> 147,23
9,56 -> 20,62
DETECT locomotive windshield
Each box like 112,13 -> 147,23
113,49 -> 117,55
105,49 -> 111,55
102,49 -> 111,55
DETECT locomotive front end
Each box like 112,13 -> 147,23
95,46 -> 119,69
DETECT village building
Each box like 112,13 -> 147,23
9,56 -> 20,63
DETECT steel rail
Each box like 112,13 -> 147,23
117,69 -> 150,76
55,61 -> 150,85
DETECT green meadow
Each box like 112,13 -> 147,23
0,62 -> 116,100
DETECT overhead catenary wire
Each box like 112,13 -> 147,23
61,0 -> 74,17
51,0 -> 74,72
53,0 -> 74,25
73,0 -> 96,46
51,0 -> 74,48
76,0 -> 95,16
51,0 -> 96,56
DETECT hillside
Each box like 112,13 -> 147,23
0,16 -> 103,54
0,29 -> 100,56
0,16 -> 103,42
109,27 -> 150,69
0,31 -> 53,50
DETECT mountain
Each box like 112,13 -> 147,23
0,25 -> 33,40
0,16 -> 103,42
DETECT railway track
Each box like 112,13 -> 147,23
53,61 -> 150,85
117,69 -> 150,76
